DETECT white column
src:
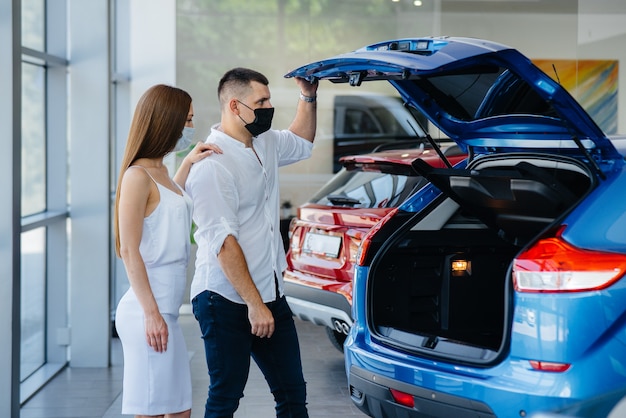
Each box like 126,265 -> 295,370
68,0 -> 111,367
0,0 -> 21,415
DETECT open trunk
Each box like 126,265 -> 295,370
368,154 -> 594,364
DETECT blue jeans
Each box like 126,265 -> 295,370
192,290 -> 309,418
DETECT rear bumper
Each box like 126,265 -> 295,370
283,279 -> 352,331
344,338 -> 626,418
349,365 -> 495,418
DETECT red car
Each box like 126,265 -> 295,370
283,144 -> 465,351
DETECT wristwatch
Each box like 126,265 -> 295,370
299,92 -> 317,103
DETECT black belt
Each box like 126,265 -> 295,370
274,272 -> 280,301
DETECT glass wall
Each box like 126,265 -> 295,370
21,0 -> 49,384
20,15 -> 48,381
20,58 -> 47,381
20,228 -> 46,381
21,62 -> 46,217
176,0 -> 626,208
19,0 -> 70,403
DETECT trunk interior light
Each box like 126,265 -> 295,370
513,230 -> 626,293
390,389 -> 415,408
529,361 -> 571,373
451,259 -> 471,277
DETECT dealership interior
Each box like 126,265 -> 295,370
2,0 -> 626,417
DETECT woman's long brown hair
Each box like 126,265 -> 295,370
114,84 -> 192,257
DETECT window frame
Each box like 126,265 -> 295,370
19,0 -> 70,404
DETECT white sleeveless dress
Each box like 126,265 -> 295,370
115,167 -> 193,415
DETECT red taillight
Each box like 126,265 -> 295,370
513,228 -> 626,293
346,233 -> 362,264
356,237 -> 371,266
289,220 -> 303,253
288,217 -> 298,239
356,207 -> 399,266
390,388 -> 415,408
529,360 -> 571,373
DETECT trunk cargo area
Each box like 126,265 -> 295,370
368,155 -> 593,362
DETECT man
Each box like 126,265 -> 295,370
185,67 -> 318,418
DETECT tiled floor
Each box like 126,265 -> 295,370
20,313 -> 368,418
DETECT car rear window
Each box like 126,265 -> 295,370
310,169 -> 427,209
412,67 -> 557,121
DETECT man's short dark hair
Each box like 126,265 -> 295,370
218,67 -> 269,99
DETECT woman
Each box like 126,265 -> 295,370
114,84 -> 221,418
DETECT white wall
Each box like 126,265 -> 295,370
443,13 -> 578,58
128,0 -> 177,107
578,2 -> 626,137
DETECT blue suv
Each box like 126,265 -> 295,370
286,37 -> 626,417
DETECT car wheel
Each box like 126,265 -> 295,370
325,326 -> 347,353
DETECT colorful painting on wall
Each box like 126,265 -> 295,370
533,59 -> 619,134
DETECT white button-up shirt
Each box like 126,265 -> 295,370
186,126 -> 313,304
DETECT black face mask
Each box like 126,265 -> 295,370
237,100 -> 275,137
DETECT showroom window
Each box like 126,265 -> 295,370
20,0 -> 70,401
21,62 -> 46,218
20,228 -> 46,380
